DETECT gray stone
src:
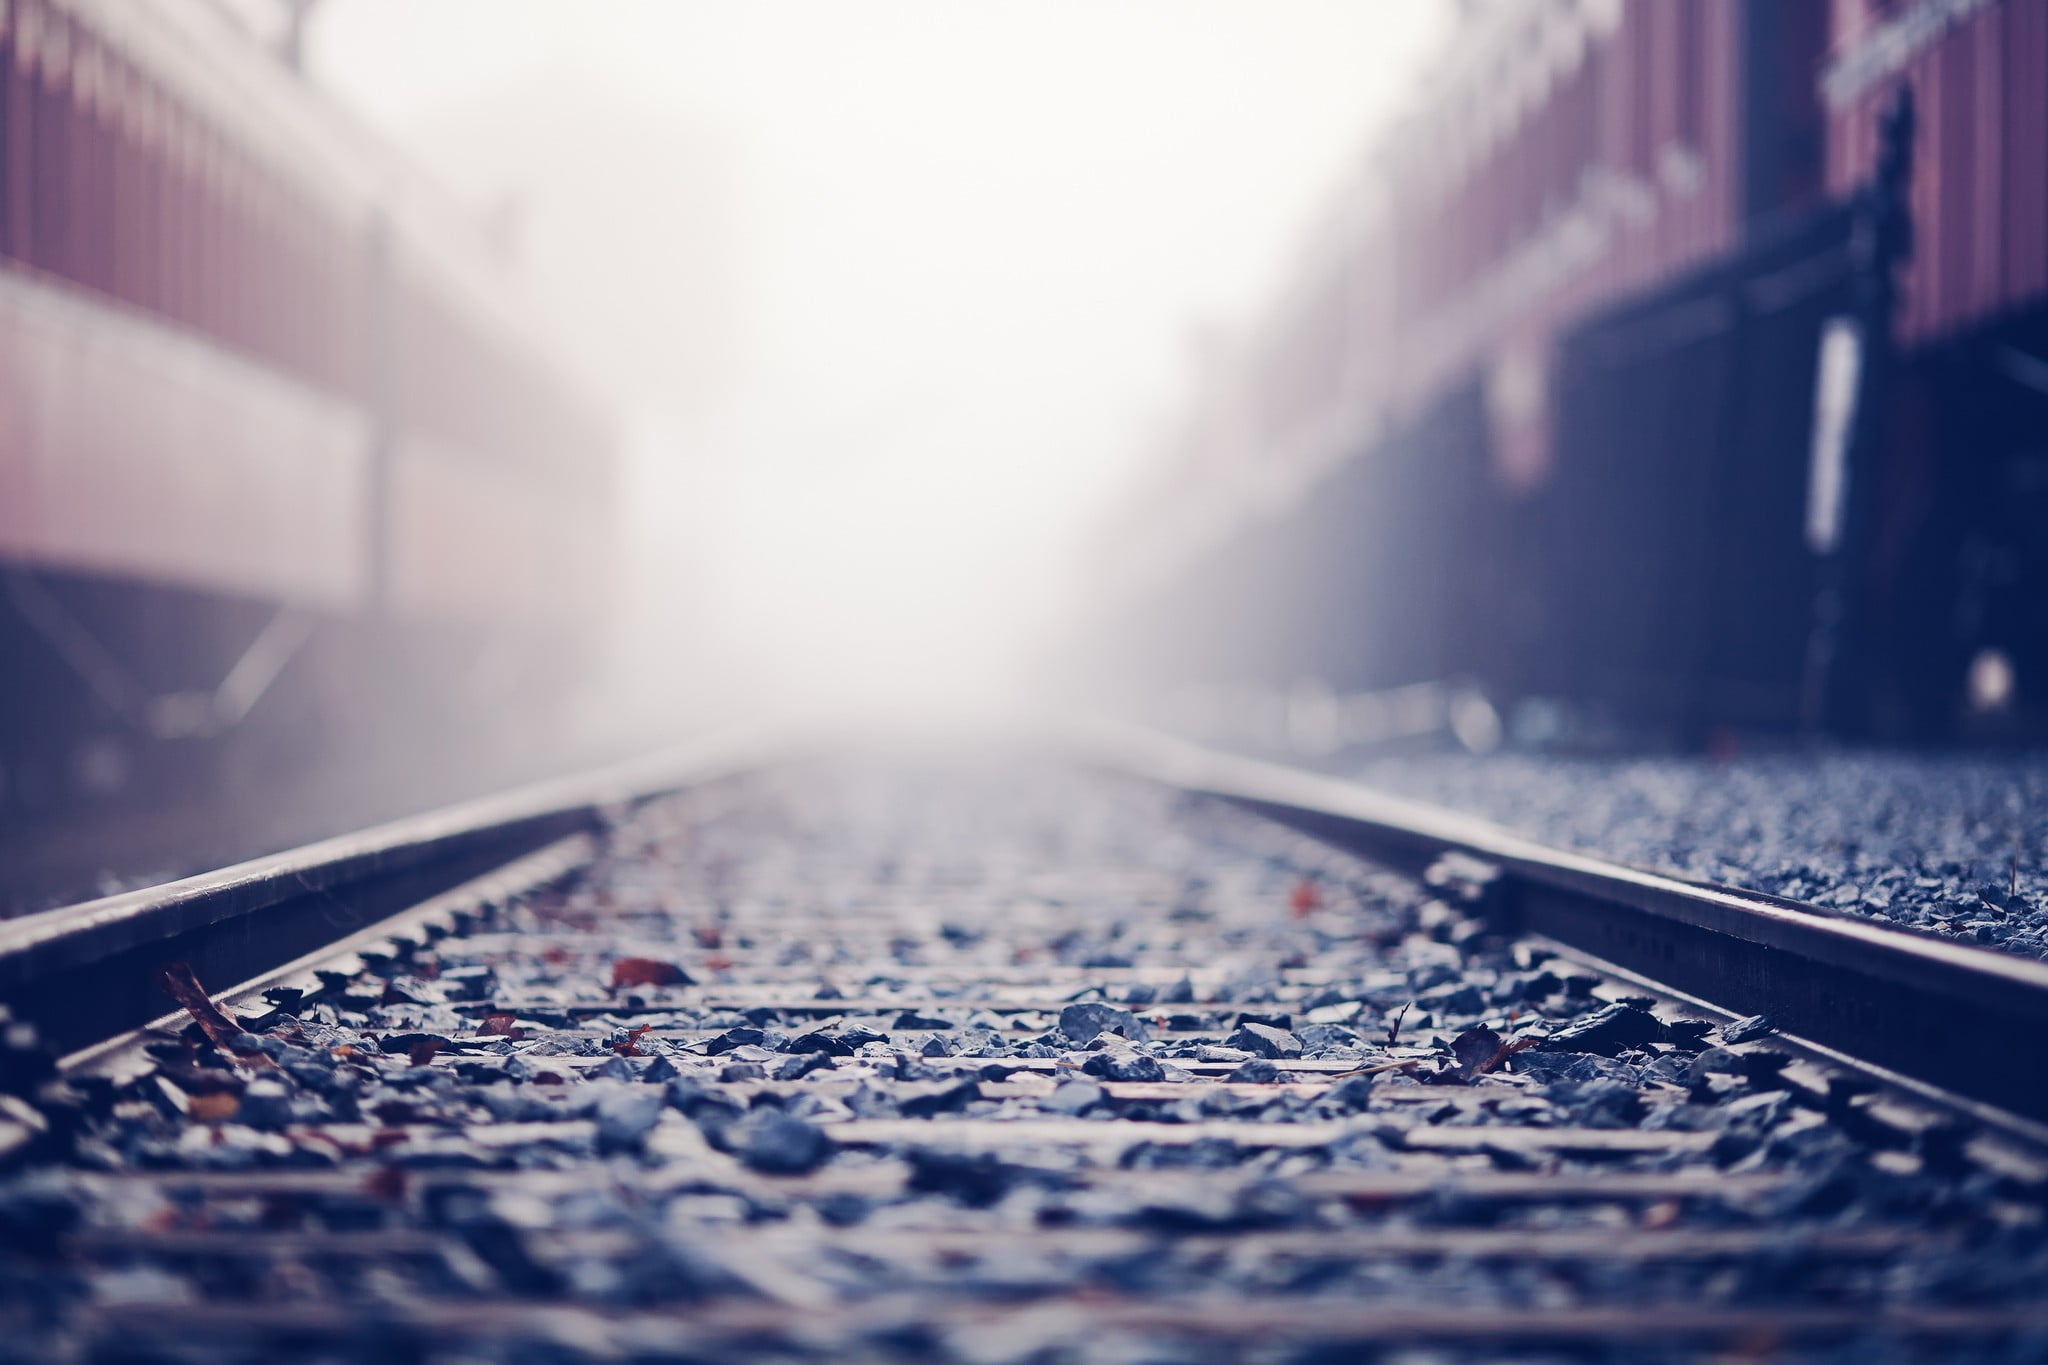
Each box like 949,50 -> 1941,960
235,1079 -> 293,1130
593,1086 -> 665,1152
1225,1022 -> 1301,1059
1058,1002 -> 1150,1044
740,1114 -> 830,1174
1083,1050 -> 1165,1082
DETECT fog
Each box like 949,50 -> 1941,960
310,1 -> 1444,727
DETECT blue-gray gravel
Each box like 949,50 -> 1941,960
1340,747 -> 2048,958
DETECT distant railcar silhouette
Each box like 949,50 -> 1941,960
1109,0 -> 2048,745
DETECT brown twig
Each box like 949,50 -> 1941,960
1385,1003 -> 1410,1048
1328,1057 -> 1422,1080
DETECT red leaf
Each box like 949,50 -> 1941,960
613,1023 -> 654,1057
156,962 -> 245,1051
1289,879 -> 1321,918
611,957 -> 691,990
407,1039 -> 443,1068
187,1091 -> 240,1124
1447,1025 -> 1539,1080
362,1166 -> 408,1203
478,1014 -> 525,1040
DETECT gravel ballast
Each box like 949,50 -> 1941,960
1339,747 -> 2048,958
5,757 -> 2047,1359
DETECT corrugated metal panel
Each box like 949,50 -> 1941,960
67,29 -> 94,290
0,0 -> 19,263
1667,2 -> 1697,275
0,269 -> 368,608
1247,0 -> 1815,483
1611,1 -> 1642,295
1898,45 -> 1934,339
29,3 -> 63,277
1968,3 -> 2002,322
1590,18 -> 1623,308
1824,0 -> 1878,196
1631,0 -> 1654,291
1699,0 -> 1739,262
1643,0 -> 1672,286
1828,0 -> 2048,341
2006,0 -> 2048,307
140,82 -> 170,319
1932,22 -> 1972,337
105,56 -> 133,303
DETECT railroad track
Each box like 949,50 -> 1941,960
3,729 -> 2047,1360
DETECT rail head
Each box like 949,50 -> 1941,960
1078,718 -> 2048,1127
0,724 -> 789,1056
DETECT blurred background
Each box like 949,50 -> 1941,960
310,0 -> 1448,722
2,0 -> 2044,910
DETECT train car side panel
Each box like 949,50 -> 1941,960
0,271 -> 367,609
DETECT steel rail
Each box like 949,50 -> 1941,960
1085,721 -> 2048,1127
0,726 -> 781,1058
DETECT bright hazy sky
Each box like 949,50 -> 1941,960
311,2 -> 1444,716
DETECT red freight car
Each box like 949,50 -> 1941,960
1111,0 -> 2042,744
1266,0 -> 1827,497
0,0 -> 616,889
1826,0 -> 2048,341
1819,0 -> 2048,731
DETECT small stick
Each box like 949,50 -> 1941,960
1385,1002 -> 1410,1048
1327,1058 -> 1422,1080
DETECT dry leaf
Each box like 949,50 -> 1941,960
157,962 -> 244,1050
186,1092 -> 240,1123
611,957 -> 691,989
1447,1024 -> 1539,1080
1289,879 -> 1321,918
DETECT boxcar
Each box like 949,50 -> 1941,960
0,0 -> 616,887
1108,0 -> 2046,745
